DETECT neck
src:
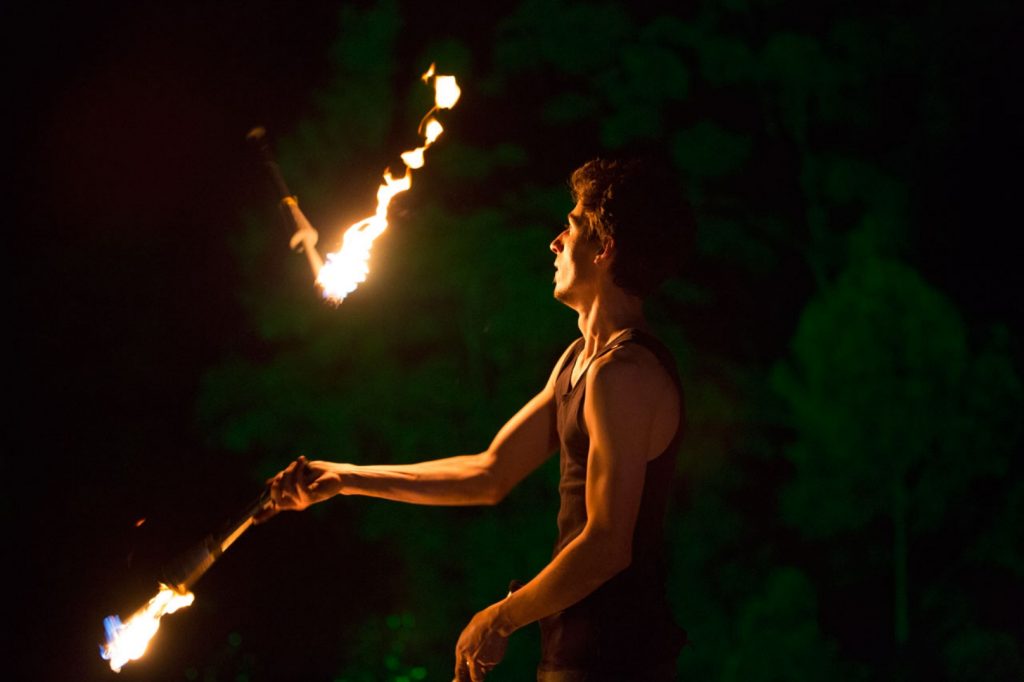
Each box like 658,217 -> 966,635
573,285 -> 647,358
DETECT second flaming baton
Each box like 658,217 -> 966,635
246,63 -> 460,304
100,489 -> 273,673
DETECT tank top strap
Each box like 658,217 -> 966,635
601,329 -> 681,388
561,338 -> 585,373
556,338 -> 586,395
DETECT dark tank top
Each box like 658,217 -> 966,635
539,328 -> 687,675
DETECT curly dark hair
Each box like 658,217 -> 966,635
569,157 -> 695,297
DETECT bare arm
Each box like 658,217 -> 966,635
452,346 -> 677,679
496,346 -> 676,631
258,344 -> 575,520
329,379 -> 559,506
448,348 -> 671,675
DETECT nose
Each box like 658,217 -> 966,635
550,230 -> 566,254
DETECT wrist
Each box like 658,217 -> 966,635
494,594 -> 521,637
333,462 -> 353,496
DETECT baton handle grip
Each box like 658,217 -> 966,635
161,488 -> 274,593
246,126 -> 294,201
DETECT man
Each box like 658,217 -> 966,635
258,157 -> 693,681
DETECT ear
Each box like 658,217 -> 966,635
593,237 -> 615,266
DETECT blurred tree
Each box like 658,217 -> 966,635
943,626 -> 1023,682
772,257 -> 1021,648
722,567 -> 848,682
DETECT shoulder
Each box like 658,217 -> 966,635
587,342 -> 672,400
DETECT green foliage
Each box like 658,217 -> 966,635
329,611 -> 430,682
433,143 -> 528,182
773,256 -> 1022,647
669,481 -> 745,680
944,627 -> 1024,682
772,258 -> 1015,535
691,32 -> 757,86
969,477 -> 1024,579
493,0 -> 693,149
493,0 -> 632,76
198,0 -> 1021,679
695,217 -> 779,274
723,568 -> 846,682
283,0 -> 402,204
672,121 -> 752,179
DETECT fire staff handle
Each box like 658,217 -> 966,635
246,126 -> 294,202
246,127 -> 324,275
161,488 -> 273,593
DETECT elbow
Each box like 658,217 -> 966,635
583,528 -> 632,576
609,545 -> 632,575
483,471 -> 511,505
477,452 -> 508,506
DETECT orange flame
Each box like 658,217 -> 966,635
316,64 -> 460,302
100,584 -> 195,672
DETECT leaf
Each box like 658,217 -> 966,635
672,120 -> 753,178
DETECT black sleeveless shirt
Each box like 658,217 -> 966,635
538,329 -> 687,675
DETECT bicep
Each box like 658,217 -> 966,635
485,388 -> 557,480
581,359 -> 657,554
484,344 -> 575,495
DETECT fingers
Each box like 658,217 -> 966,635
279,457 -> 304,494
454,644 -> 469,682
453,657 -> 470,682
469,658 -> 486,682
454,653 -> 489,682
262,456 -> 312,517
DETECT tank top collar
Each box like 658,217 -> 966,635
564,327 -> 641,393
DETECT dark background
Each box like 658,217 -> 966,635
14,1 -> 1022,681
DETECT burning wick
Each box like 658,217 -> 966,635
100,584 -> 194,672
100,490 -> 270,672
315,62 -> 460,303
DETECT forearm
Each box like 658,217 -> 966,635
496,529 -> 629,634
336,453 -> 502,506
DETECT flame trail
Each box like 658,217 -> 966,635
100,585 -> 195,673
315,63 -> 460,303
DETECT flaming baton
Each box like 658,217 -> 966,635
99,490 -> 271,672
250,63 -> 461,303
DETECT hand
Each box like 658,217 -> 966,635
254,456 -> 344,523
453,601 -> 514,682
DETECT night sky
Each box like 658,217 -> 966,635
15,2 -> 1022,681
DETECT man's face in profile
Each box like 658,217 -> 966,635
551,200 -> 601,304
